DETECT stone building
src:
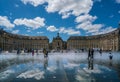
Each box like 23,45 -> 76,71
67,27 -> 120,51
0,29 -> 49,51
0,24 -> 120,52
51,33 -> 66,50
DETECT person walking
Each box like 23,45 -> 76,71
109,52 -> 113,60
99,48 -> 102,55
91,48 -> 94,59
43,48 -> 48,57
32,49 -> 34,56
88,48 -> 91,59
0,48 -> 2,53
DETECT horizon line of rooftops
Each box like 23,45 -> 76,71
0,26 -> 120,40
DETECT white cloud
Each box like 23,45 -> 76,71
21,0 -> 93,19
27,29 -> 31,32
86,24 -> 104,33
46,0 -> 93,19
15,4 -> 19,7
12,30 -> 19,34
94,0 -> 101,2
116,0 -> 120,3
118,11 -> 120,14
47,25 -> 58,32
75,14 -> 97,23
109,15 -> 114,18
21,0 -> 46,7
75,14 -> 103,34
92,26 -> 116,35
14,17 -> 45,29
46,26 -> 80,35
0,16 -> 15,28
37,31 -> 43,34
59,27 -> 80,35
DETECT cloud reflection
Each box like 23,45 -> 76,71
64,63 -> 79,69
17,69 -> 44,80
0,70 -> 15,79
47,66 -> 57,73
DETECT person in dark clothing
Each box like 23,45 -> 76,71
99,48 -> 102,55
17,49 -> 20,54
0,48 -> 2,53
32,49 -> 34,56
43,48 -> 48,57
109,53 -> 113,60
88,48 -> 91,59
91,48 -> 94,59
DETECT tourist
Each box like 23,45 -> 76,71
17,49 -> 20,54
88,48 -> 91,59
0,48 -> 2,53
36,49 -> 39,55
43,48 -> 48,57
32,49 -> 34,56
99,48 -> 102,55
109,52 -> 113,60
91,48 -> 94,59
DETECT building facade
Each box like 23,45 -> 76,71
0,29 -> 49,51
0,25 -> 120,51
67,27 -> 120,51
51,33 -> 66,50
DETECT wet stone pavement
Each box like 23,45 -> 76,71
0,52 -> 120,82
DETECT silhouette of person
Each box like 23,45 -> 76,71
17,49 -> 20,54
109,52 -> 113,60
99,48 -> 102,55
32,49 -> 34,56
88,48 -> 91,59
43,48 -> 48,57
0,48 -> 2,53
91,48 -> 94,59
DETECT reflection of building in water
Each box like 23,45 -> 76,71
44,58 -> 48,70
88,59 -> 94,70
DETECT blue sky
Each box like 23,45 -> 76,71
0,0 -> 120,42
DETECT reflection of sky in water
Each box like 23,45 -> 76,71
0,52 -> 120,82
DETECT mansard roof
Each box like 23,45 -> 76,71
68,27 -> 120,40
0,29 -> 49,40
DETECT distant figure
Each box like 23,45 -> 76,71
32,49 -> 34,56
82,49 -> 84,52
0,48 -> 2,53
109,52 -> 113,60
17,49 -> 20,54
99,48 -> 102,55
36,49 -> 39,55
88,48 -> 91,59
91,48 -> 94,59
43,48 -> 48,57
